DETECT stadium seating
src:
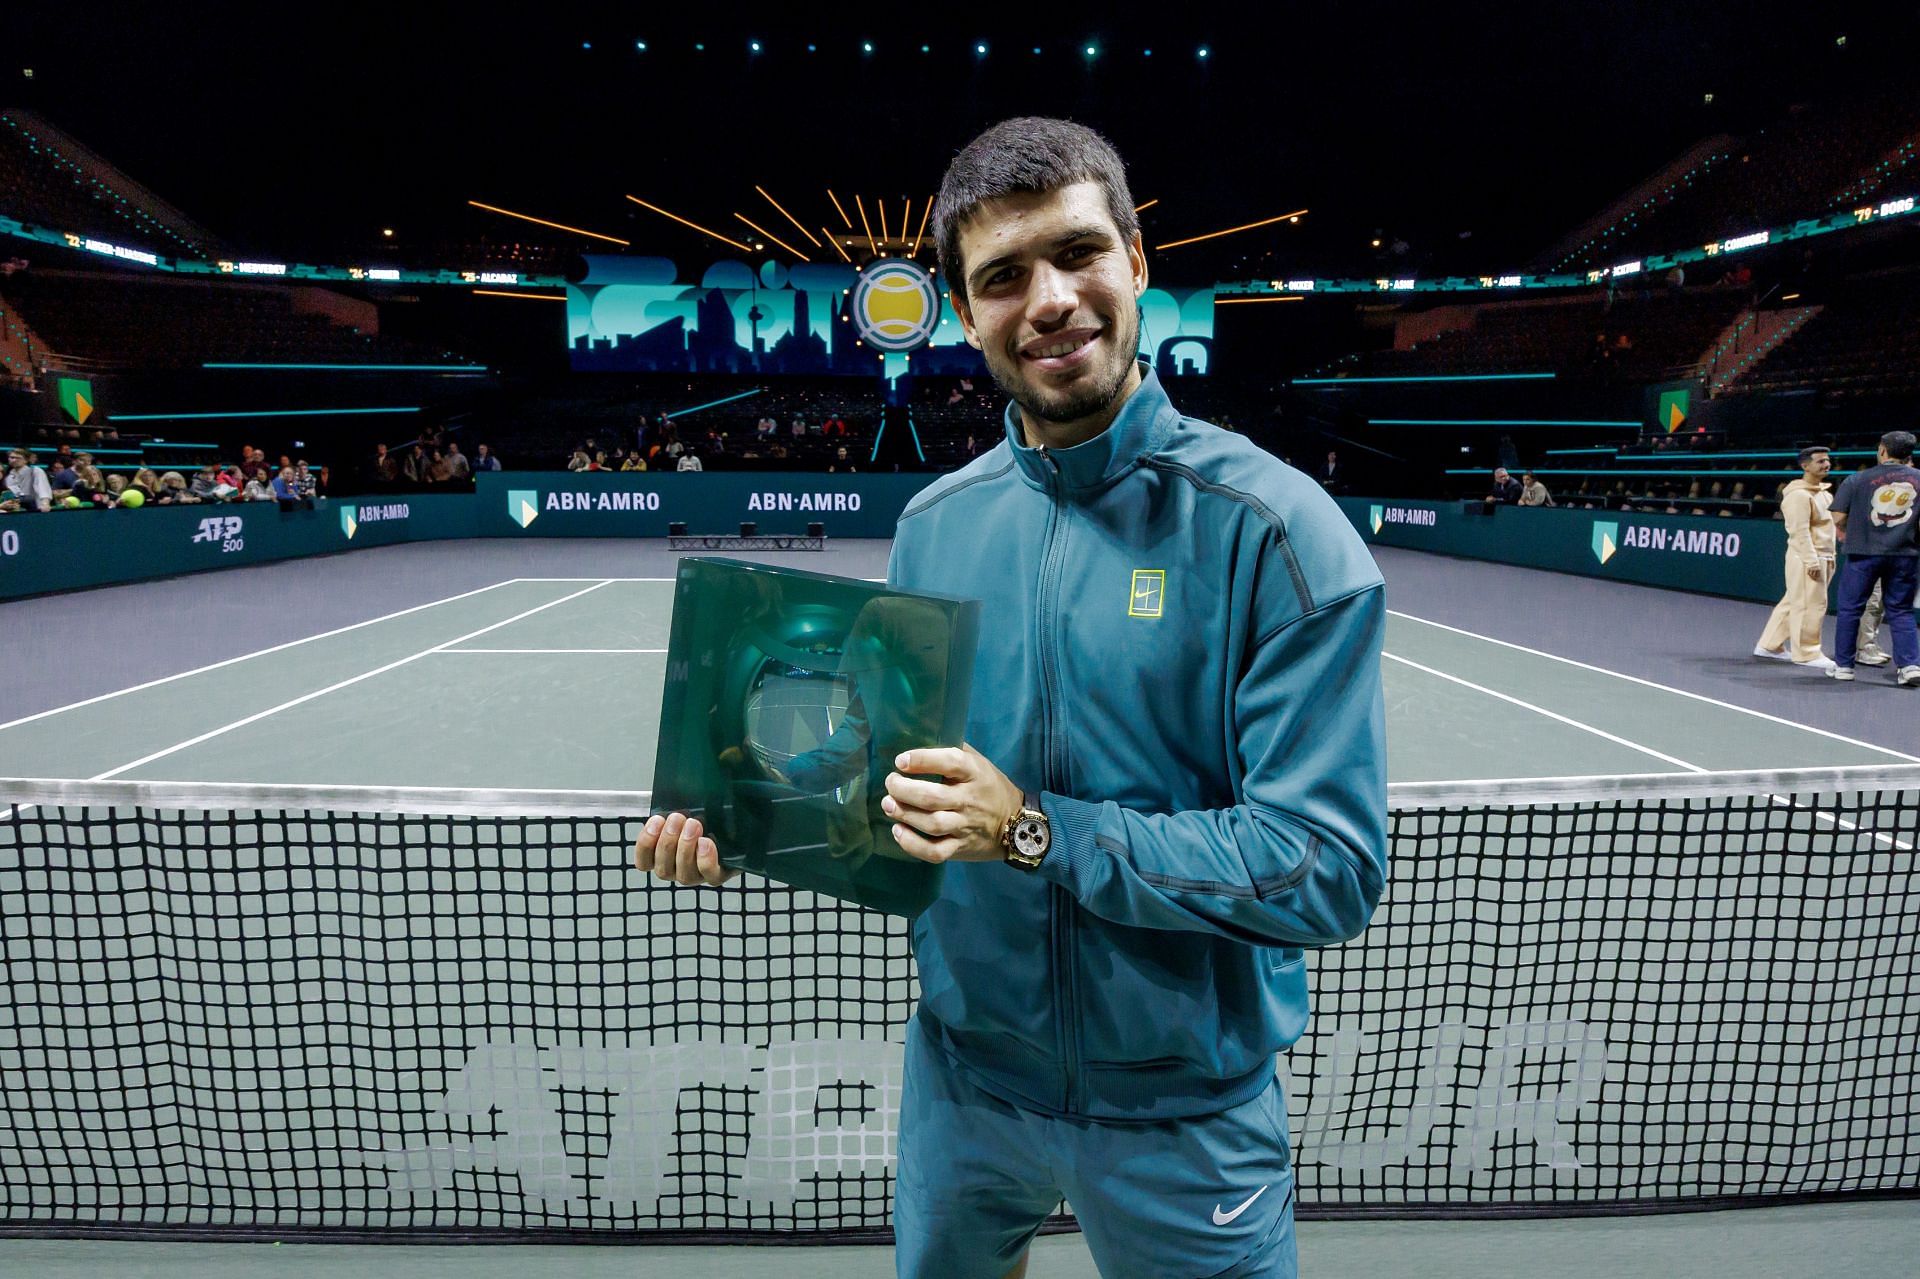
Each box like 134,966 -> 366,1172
1739,270 -> 1920,398
0,270 -> 461,369
1308,289 -> 1746,384
1552,92 -> 1920,273
0,110 -> 217,257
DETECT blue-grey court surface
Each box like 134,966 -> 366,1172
2,540 -> 1913,792
1,538 -> 1914,1278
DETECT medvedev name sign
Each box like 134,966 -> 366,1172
477,472 -> 929,538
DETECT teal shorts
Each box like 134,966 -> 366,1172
893,1017 -> 1296,1279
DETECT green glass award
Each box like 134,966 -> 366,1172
651,558 -> 980,917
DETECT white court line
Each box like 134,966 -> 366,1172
0,579 -> 526,735
87,581 -> 616,782
506,577 -> 676,582
436,648 -> 666,654
1387,651 -> 1912,850
1389,608 -> 1920,764
1383,651 -> 1705,772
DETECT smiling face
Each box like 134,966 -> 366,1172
948,181 -> 1147,447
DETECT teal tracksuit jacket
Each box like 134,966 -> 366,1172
888,365 -> 1388,1121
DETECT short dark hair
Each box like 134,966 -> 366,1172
933,117 -> 1139,303
1797,444 -> 1832,464
1881,430 -> 1917,461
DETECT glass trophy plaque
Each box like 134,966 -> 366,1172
651,558 -> 981,917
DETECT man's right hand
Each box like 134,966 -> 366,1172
634,813 -> 738,886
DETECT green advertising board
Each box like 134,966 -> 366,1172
0,496 -> 475,599
1343,497 -> 1787,603
474,472 -> 929,538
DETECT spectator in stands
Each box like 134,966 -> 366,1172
401,444 -> 427,484
1484,466 -> 1522,509
372,443 -> 398,482
790,416 -> 806,438
567,449 -> 591,472
272,465 -> 313,512
829,445 -> 858,473
755,415 -> 777,441
156,472 -> 196,506
2,448 -> 52,513
243,470 -> 274,502
45,454 -> 78,491
620,450 -> 647,472
1518,472 -> 1552,506
188,464 -> 223,503
426,450 -> 453,484
824,413 -> 848,437
70,456 -> 106,502
676,451 -> 703,472
216,460 -> 245,492
472,443 -> 501,472
1318,450 -> 1343,493
128,469 -> 160,505
444,441 -> 471,481
295,460 -> 319,500
1828,430 -> 1920,685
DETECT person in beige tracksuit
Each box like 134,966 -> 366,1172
1756,445 -> 1836,667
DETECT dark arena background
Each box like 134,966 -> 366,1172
2,7 -> 1917,1278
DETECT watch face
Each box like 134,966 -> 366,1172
1012,816 -> 1049,858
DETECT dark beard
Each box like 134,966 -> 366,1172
986,314 -> 1139,428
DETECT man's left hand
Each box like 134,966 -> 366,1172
883,744 -> 1023,864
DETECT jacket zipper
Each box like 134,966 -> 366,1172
1035,445 -> 1083,1113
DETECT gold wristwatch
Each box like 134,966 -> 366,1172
999,790 -> 1051,870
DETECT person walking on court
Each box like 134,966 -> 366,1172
1828,429 -> 1920,685
637,117 -> 1388,1279
1755,445 -> 1836,669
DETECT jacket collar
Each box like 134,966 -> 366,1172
1004,362 -> 1179,494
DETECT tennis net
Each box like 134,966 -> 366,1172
1,765 -> 1916,1241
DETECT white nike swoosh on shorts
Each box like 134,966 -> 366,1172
1211,1183 -> 1269,1226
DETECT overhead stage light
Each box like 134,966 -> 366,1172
750,40 -> 762,53
1198,46 -> 1210,59
976,43 -> 988,55
636,41 -> 647,51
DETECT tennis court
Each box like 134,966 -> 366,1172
1,569 -> 1909,791
2,540 -> 1916,1279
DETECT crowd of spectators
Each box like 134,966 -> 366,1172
1,442 -> 323,513
368,422 -> 497,488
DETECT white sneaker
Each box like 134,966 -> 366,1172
1858,647 -> 1891,666
1899,666 -> 1920,689
1795,655 -> 1837,671
1752,645 -> 1792,661
1828,666 -> 1855,681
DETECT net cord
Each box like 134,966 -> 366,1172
5,762 -> 1920,818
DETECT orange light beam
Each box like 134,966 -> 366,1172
466,200 -> 630,245
911,197 -> 933,256
898,197 -> 911,247
1155,208 -> 1309,251
755,186 -> 821,248
732,213 -> 809,261
828,189 -> 854,229
474,289 -> 568,300
878,198 -> 890,245
855,194 -> 878,256
1215,295 -> 1306,304
823,230 -> 852,263
1134,198 -> 1159,213
624,196 -> 752,251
